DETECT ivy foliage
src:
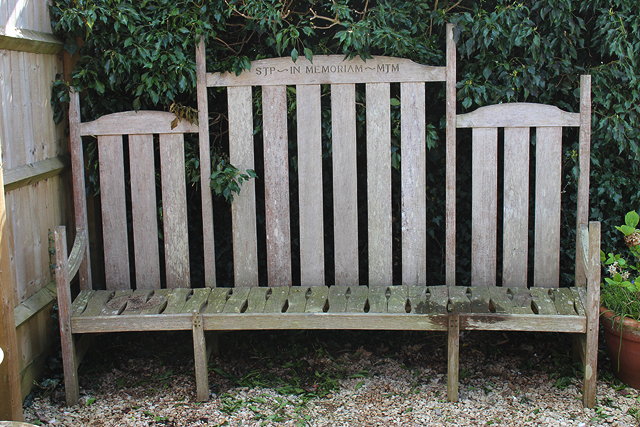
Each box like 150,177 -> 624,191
50,0 -> 640,283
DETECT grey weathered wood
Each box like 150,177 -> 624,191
100,290 -> 131,316
502,127 -> 529,287
575,75 -> 591,287
53,227 -> 79,406
2,155 -> 67,192
70,290 -> 94,316
445,23 -> 457,287
297,84 -> 325,285
467,287 -> 491,313
458,314 -> 586,333
447,313 -> 460,402
448,286 -> 470,313
457,103 -> 580,128
129,134 -> 161,289
263,287 -> 289,313
262,85 -> 292,286
98,135 -> 130,290
552,288 -> 577,315
305,286 -> 329,313
120,290 -> 153,315
424,286 -> 449,314
286,287 -> 308,313
80,111 -> 198,136
387,286 -> 408,313
229,86 -> 259,287
570,287 -> 586,316
401,82 -> 427,286
367,286 -> 388,313
583,221 -> 600,408
66,228 -> 88,280
223,287 -> 251,313
327,286 -> 349,313
203,288 -> 232,314
533,127 -> 562,287
208,56 -> 446,87
69,91 -> 91,289
161,288 -> 192,314
508,287 -> 534,314
366,82 -> 392,286
160,133 -> 190,288
182,288 -> 211,313
489,287 -> 514,314
245,287 -> 269,313
196,39 -> 216,287
0,26 -> 63,55
346,286 -> 368,312
331,83 -> 359,285
79,291 -> 114,317
471,127 -> 498,286
529,288 -> 557,315
192,313 -> 209,401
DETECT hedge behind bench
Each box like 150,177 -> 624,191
50,0 -> 640,285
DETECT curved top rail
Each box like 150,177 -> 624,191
456,103 -> 580,128
80,111 -> 198,136
207,55 -> 446,87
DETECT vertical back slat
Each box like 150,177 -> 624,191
196,40 -> 216,287
159,133 -> 190,288
129,134 -> 161,289
534,126 -> 562,287
471,127 -> 498,286
366,82 -> 392,286
331,84 -> 359,285
297,84 -> 325,285
98,135 -> 130,289
262,85 -> 292,286
445,23 -> 457,287
229,86 -> 259,287
575,75 -> 592,286
502,127 -> 529,287
401,82 -> 426,285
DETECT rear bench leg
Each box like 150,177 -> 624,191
447,313 -> 460,402
192,313 -> 210,401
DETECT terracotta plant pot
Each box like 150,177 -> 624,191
600,306 -> 640,389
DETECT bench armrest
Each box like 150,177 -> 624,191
577,221 -> 601,292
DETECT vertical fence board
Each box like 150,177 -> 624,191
297,84 -> 325,285
471,127 -> 498,286
129,134 -> 161,289
262,85 -> 292,286
502,127 -> 529,287
229,86 -> 259,287
331,84 -> 358,285
160,133 -> 190,288
534,127 -> 562,287
98,135 -> 130,289
366,82 -> 392,286
401,82 -> 426,285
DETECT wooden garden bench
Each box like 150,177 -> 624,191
54,25 -> 601,407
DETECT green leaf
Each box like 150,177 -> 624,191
616,225 -> 636,236
390,97 -> 401,106
291,47 -> 298,62
303,47 -> 313,62
625,211 -> 639,228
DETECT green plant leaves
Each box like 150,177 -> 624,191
625,211 -> 639,228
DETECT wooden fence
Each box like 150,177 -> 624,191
1,0 -> 67,420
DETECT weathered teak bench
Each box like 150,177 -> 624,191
54,25 -> 601,407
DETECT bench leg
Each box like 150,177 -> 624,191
192,313 -> 209,401
447,313 -> 460,402
583,326 -> 599,407
60,329 -> 80,405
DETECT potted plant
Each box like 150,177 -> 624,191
600,210 -> 640,389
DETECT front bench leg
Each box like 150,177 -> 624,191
447,313 -> 460,402
192,313 -> 210,401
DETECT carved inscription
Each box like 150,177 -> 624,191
254,63 -> 400,77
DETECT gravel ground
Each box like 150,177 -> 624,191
24,330 -> 640,426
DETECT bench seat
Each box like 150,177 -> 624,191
68,286 -> 587,334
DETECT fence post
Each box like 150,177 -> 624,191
0,146 -> 24,420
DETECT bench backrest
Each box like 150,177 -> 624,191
197,25 -> 457,288
456,87 -> 591,288
69,24 -> 590,292
68,101 -> 199,290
